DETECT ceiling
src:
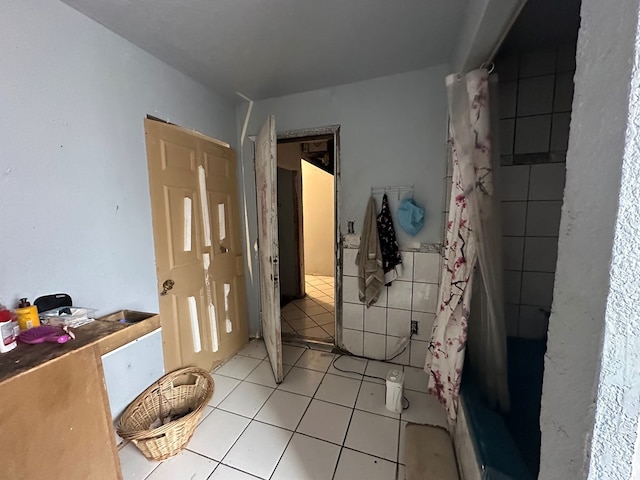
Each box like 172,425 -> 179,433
60,0 -> 468,100
499,0 -> 581,54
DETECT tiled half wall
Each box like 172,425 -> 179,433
341,249 -> 441,367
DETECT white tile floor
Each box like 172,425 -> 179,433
281,275 -> 335,342
120,340 -> 448,480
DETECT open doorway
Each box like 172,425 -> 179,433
276,129 -> 340,346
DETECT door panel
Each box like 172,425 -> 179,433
255,116 -> 283,383
204,150 -> 232,178
207,192 -> 234,254
165,186 -> 201,268
203,141 -> 249,357
161,140 -> 197,173
145,119 -> 248,372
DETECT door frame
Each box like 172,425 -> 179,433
276,125 -> 342,348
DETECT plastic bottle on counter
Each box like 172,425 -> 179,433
12,313 -> 19,338
0,309 -> 17,353
16,298 -> 40,331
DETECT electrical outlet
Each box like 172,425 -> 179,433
411,320 -> 418,335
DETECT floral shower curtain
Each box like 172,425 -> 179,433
424,69 -> 510,423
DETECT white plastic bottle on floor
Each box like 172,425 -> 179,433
385,369 -> 404,414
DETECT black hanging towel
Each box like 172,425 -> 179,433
377,194 -> 403,285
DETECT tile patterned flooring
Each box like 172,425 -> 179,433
281,275 -> 335,343
119,340 -> 448,480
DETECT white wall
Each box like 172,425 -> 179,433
450,0 -> 525,72
302,162 -> 334,276
237,66 -> 449,335
584,0 -> 640,477
0,1 -> 237,316
540,0 -> 640,478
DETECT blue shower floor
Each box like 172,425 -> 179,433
462,336 -> 546,479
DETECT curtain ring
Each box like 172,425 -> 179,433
480,62 -> 495,74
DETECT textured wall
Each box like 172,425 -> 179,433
586,1 -> 640,476
0,1 -> 237,315
539,0 -> 640,478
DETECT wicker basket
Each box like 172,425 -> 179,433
117,367 -> 214,461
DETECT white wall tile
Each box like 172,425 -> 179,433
521,272 -> 555,308
387,281 -> 413,310
503,271 -> 522,304
514,115 -> 552,154
387,308 -> 411,337
378,286 -> 388,307
409,340 -> 429,368
343,303 -> 364,330
529,163 -> 567,201
500,165 -> 530,201
550,112 -> 571,152
517,75 -> 555,115
523,237 -> 559,273
525,201 -> 563,236
343,249 -> 358,277
342,328 -> 363,356
413,253 -> 440,284
412,283 -> 439,314
411,312 -> 435,342
503,236 -> 524,270
501,202 -> 527,236
499,80 -> 517,118
499,118 -> 515,155
518,306 -> 550,339
396,252 -> 414,281
364,332 -> 387,360
519,50 -> 556,77
364,306 -> 386,334
554,72 -> 575,111
501,154 -> 514,166
343,275 -> 361,304
386,336 -> 410,365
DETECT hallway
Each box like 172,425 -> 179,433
281,275 -> 335,343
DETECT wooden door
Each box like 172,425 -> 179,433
255,116 -> 283,382
145,119 -> 248,372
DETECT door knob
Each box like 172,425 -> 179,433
160,279 -> 175,296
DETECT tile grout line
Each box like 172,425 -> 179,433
213,377 -> 427,425
212,403 -> 254,473
265,359 -> 326,480
215,369 -> 288,479
142,345 -> 420,480
210,464 -> 262,479
330,372 -> 365,480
